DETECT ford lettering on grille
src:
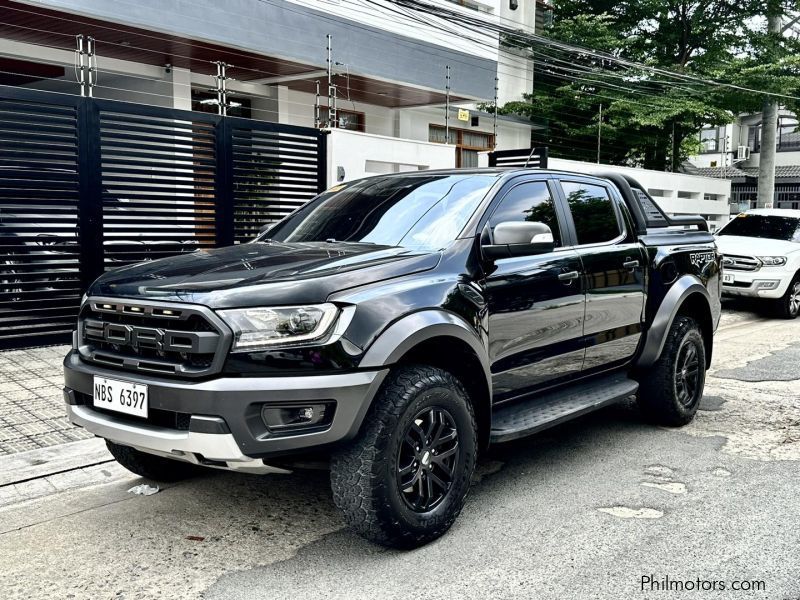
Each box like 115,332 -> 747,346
78,300 -> 228,377
85,322 -> 217,354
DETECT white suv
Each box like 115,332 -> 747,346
715,208 -> 800,318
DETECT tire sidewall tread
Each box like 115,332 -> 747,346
638,316 -> 706,427
330,364 -> 477,549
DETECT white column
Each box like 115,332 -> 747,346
277,86 -> 291,125
169,67 -> 192,110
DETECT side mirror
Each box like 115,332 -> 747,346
481,221 -> 555,260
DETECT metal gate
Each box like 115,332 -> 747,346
0,86 -> 327,349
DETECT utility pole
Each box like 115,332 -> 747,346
758,0 -> 783,208
596,103 -> 602,164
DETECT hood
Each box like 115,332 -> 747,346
88,241 -> 441,307
714,235 -> 800,257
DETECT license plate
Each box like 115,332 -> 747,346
93,376 -> 148,418
723,272 -> 735,284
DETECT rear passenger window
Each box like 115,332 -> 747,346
561,182 -> 622,245
489,182 -> 562,247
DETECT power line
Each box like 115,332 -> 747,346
391,0 -> 800,101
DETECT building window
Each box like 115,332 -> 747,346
536,1 -> 555,30
778,117 -> 800,151
747,125 -> 761,153
699,127 -> 719,153
429,125 -> 494,168
776,185 -> 800,208
732,184 -> 758,211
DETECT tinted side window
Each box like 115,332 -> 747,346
489,182 -> 562,247
561,182 -> 621,245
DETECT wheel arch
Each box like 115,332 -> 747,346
360,311 -> 492,450
637,276 -> 714,369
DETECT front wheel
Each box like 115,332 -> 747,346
330,365 -> 477,549
773,275 -> 800,319
637,316 -> 706,426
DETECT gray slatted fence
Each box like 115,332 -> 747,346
0,87 -> 327,349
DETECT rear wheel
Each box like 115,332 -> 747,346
330,365 -> 477,549
106,440 -> 204,482
773,275 -> 800,319
637,316 -> 706,426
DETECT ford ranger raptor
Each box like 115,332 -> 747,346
64,169 -> 721,548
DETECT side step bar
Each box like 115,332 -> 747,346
490,373 -> 639,443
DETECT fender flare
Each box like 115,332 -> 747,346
360,310 -> 491,385
636,275 -> 712,368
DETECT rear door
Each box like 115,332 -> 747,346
555,178 -> 646,372
483,177 -> 586,401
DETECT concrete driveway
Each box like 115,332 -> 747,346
1,301 -> 798,600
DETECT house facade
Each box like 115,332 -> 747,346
0,0 -> 549,177
689,109 -> 800,212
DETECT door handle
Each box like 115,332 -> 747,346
623,260 -> 640,269
558,270 -> 580,282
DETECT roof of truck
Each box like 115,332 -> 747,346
366,168 -> 612,180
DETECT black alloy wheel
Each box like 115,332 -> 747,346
674,338 -> 702,407
637,315 -> 706,426
330,364 -> 477,548
396,406 -> 460,512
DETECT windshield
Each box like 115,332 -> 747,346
717,214 -> 800,242
258,174 -> 498,251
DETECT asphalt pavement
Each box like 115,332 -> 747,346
0,300 -> 798,600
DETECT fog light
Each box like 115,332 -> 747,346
755,280 -> 780,290
261,402 -> 334,432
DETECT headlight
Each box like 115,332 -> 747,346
757,256 -> 787,266
217,304 -> 339,352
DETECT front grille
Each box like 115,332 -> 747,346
78,298 -> 230,378
722,254 -> 760,272
75,391 -> 191,430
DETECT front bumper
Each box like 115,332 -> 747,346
721,268 -> 795,299
64,351 -> 388,464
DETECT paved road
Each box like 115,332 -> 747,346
1,301 -> 798,599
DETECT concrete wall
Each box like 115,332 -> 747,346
281,89 -> 396,137
326,129 -> 455,184
397,107 -> 531,149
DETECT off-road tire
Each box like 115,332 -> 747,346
637,316 -> 706,427
106,440 -> 204,482
772,274 -> 800,319
330,365 -> 478,549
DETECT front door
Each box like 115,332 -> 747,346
557,179 -> 646,371
483,179 -> 586,401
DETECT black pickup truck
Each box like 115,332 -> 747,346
64,168 -> 721,548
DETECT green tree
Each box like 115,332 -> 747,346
500,1 -> 800,171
